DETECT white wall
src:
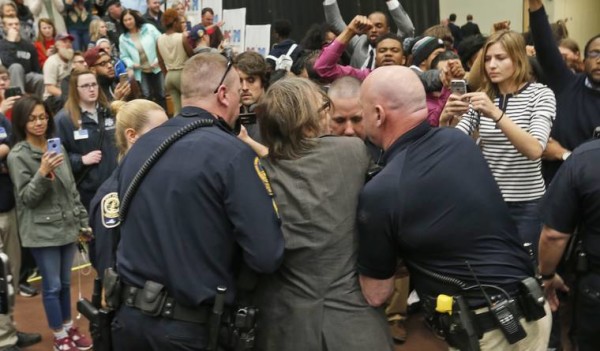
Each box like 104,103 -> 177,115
544,0 -> 600,51
439,0 -> 524,35
439,0 -> 600,50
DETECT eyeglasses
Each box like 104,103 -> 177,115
318,97 -> 332,113
586,50 -> 600,60
28,113 -> 49,123
93,59 -> 114,67
213,52 -> 233,94
78,82 -> 99,90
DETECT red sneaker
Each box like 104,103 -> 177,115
66,327 -> 93,350
53,336 -> 78,351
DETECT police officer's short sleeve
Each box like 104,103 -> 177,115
224,148 -> 284,274
357,176 -> 399,280
540,156 -> 579,234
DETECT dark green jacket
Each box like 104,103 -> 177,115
7,141 -> 87,247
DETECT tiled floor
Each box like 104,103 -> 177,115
14,268 -> 447,351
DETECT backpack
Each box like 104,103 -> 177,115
266,44 -> 298,71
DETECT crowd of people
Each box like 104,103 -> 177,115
0,0 -> 599,350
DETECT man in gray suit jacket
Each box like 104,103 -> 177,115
324,0 -> 414,69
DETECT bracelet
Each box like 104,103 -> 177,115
495,110 -> 505,123
540,272 -> 556,280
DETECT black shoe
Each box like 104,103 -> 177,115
18,283 -> 38,297
16,331 -> 41,347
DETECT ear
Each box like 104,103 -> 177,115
125,127 -> 137,146
375,105 -> 385,127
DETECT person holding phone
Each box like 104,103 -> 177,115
440,30 -> 556,258
6,96 -> 92,351
0,66 -> 21,121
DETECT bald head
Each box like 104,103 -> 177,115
328,76 -> 364,138
360,66 -> 428,149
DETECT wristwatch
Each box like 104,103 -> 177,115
561,151 -> 572,161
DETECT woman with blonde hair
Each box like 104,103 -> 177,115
246,77 -> 393,351
88,18 -> 108,48
440,30 -> 556,257
54,69 -> 118,209
34,18 -> 56,68
89,99 -> 167,274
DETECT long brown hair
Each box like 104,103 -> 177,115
258,77 -> 328,160
35,18 -> 56,49
63,69 -> 109,127
476,30 -> 531,99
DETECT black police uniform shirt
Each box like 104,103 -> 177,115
116,106 -> 284,306
88,168 -> 120,275
541,139 -> 600,268
357,122 -> 533,305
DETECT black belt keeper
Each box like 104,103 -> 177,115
120,282 -> 217,324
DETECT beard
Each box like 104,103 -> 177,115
58,47 -> 74,61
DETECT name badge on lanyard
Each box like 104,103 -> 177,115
74,129 -> 89,140
0,127 -> 7,140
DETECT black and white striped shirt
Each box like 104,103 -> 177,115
456,83 -> 556,202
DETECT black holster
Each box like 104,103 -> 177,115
219,306 -> 259,351
77,278 -> 115,351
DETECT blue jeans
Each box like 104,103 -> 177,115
506,199 -> 542,260
30,243 -> 77,330
69,27 -> 90,51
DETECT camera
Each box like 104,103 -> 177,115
593,127 -> 600,139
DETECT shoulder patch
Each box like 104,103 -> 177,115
101,192 -> 121,228
253,157 -> 279,218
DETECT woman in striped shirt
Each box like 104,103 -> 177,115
440,30 -> 556,257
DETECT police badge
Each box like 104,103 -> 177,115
101,192 -> 120,228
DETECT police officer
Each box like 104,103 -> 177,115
111,53 -> 284,350
356,66 -> 551,350
539,138 -> 600,351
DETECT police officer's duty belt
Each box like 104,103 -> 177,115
121,283 -> 221,324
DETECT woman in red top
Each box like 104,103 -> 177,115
34,18 -> 57,69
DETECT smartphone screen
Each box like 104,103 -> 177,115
47,137 -> 62,154
450,80 -> 467,96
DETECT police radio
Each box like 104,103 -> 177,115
466,261 -> 526,344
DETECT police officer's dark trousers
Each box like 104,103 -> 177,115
576,273 -> 600,350
111,305 -> 209,350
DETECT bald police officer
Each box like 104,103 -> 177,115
112,53 -> 284,350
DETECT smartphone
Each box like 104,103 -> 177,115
4,87 -> 22,99
239,112 -> 257,125
119,73 -> 128,85
47,137 -> 62,154
450,79 -> 467,96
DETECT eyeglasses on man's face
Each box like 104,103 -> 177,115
586,50 -> 600,60
78,82 -> 99,90
213,52 -> 234,94
93,58 -> 115,67
28,113 -> 49,123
